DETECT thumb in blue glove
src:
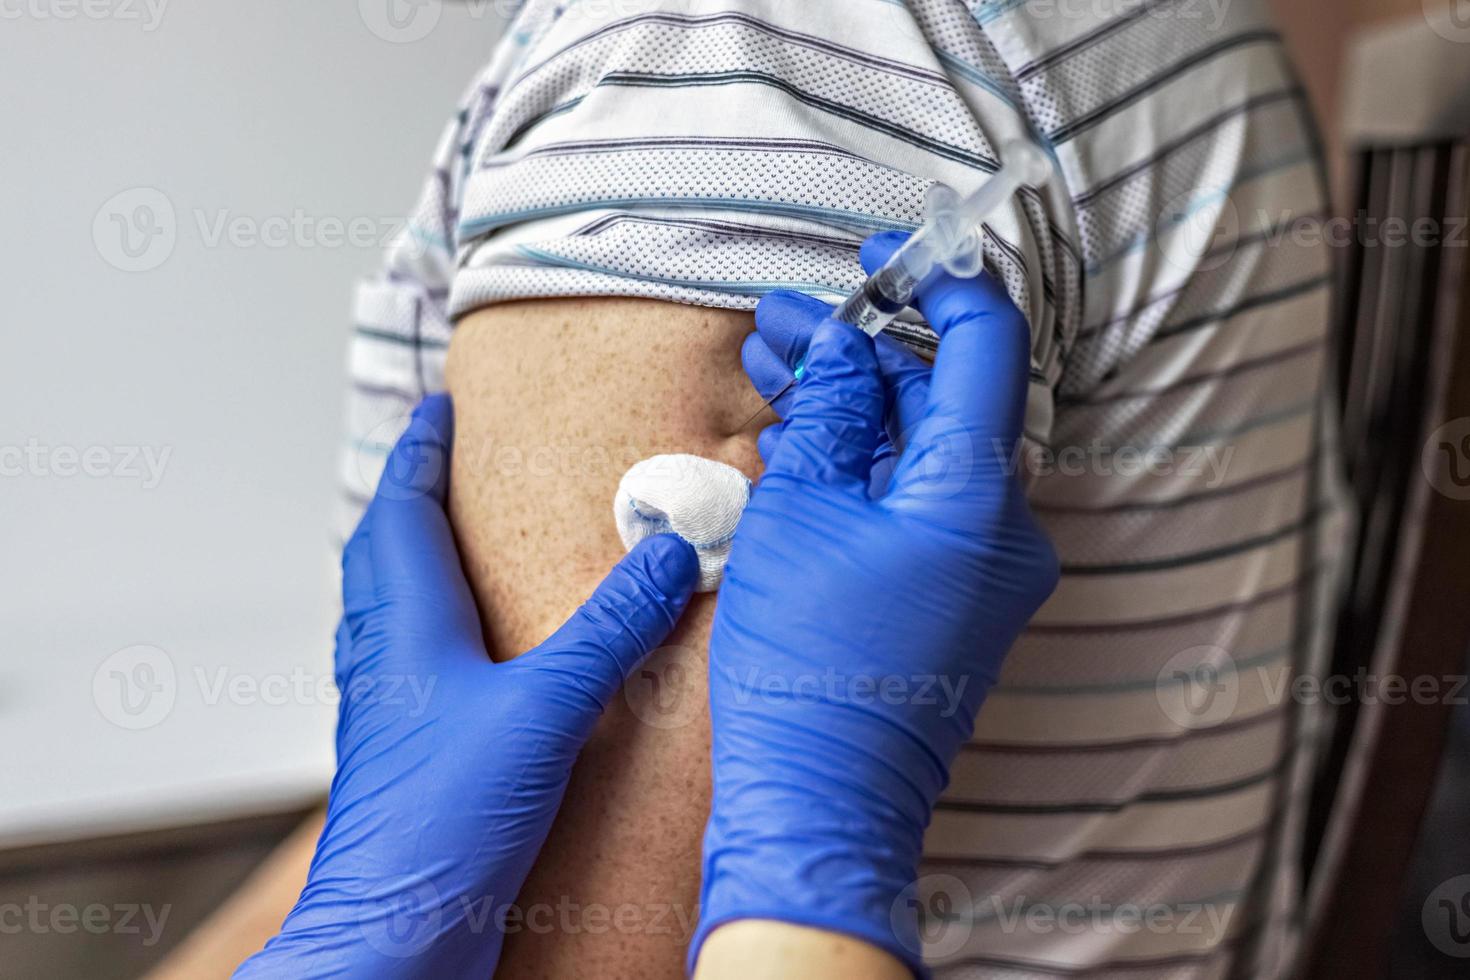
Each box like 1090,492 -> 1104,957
238,394 -> 699,979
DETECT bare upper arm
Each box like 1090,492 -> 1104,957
445,296 -> 766,978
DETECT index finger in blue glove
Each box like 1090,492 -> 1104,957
753,289 -> 931,426
365,394 -> 485,657
740,331 -> 798,417
757,420 -> 784,465
513,534 -> 698,721
753,289 -> 830,369
764,318 -> 885,492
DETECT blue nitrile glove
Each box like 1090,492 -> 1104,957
694,231 -> 1060,974
741,237 -> 943,497
237,394 -> 698,979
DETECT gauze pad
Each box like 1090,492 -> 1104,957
614,454 -> 752,592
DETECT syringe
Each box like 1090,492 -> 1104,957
741,139 -> 1053,429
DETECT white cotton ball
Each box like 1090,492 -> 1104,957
614,454 -> 753,592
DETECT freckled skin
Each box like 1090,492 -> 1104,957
446,297 -> 771,979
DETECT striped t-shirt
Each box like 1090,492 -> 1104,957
343,1 -> 1350,975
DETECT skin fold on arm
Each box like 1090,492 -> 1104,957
446,296 -> 766,979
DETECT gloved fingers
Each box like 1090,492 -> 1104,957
750,318 -> 930,467
887,269 -> 1031,514
757,421 -> 784,464
372,393 -> 454,505
515,534 -> 698,716
755,264 -> 935,438
753,288 -> 832,370
873,333 -> 932,445
764,318 -> 885,493
366,394 -> 485,652
859,234 -> 939,441
335,502 -> 379,687
858,229 -> 911,274
340,517 -> 375,624
908,267 -> 1032,446
740,332 -> 797,418
869,430 -> 900,495
331,617 -> 355,723
751,331 -> 912,487
864,229 -> 1030,446
760,418 -> 899,496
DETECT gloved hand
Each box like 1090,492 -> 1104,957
237,394 -> 698,979
739,238 -> 939,498
694,232 -> 1060,973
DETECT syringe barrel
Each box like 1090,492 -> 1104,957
831,140 -> 1050,337
832,232 -> 942,336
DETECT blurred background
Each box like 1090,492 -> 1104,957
0,4 -> 512,976
1,1 -> 1467,977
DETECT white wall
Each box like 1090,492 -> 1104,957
0,1 -> 508,846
